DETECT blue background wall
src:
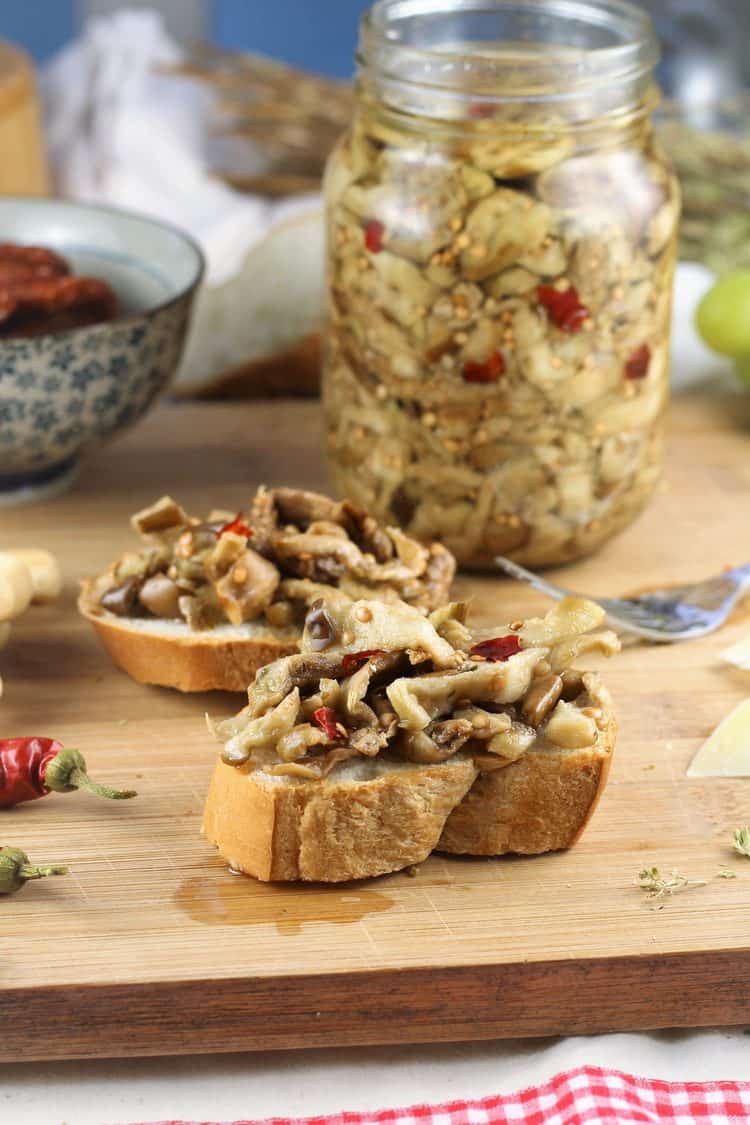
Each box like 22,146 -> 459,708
0,1 -> 371,76
0,3 -> 76,61
215,0 -> 371,79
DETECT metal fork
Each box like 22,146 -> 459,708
495,557 -> 750,642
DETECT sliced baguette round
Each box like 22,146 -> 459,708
202,702 -> 616,881
78,579 -> 298,693
438,713 -> 616,856
202,754 -> 479,882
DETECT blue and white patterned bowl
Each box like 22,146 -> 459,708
0,198 -> 204,505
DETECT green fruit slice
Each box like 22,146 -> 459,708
696,270 -> 750,357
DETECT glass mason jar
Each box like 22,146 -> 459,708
322,0 -> 680,569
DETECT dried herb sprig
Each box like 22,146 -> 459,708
732,827 -> 750,858
636,866 -> 707,907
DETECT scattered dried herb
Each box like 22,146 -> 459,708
732,826 -> 750,857
636,866 -> 707,907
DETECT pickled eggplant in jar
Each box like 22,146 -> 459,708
323,0 -> 680,568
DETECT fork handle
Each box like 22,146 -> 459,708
728,563 -> 750,590
494,557 -> 574,602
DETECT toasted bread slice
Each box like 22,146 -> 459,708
79,489 -> 456,694
437,711 -> 616,856
202,754 -> 478,882
201,601 -> 618,880
201,709 -> 615,882
78,579 -> 298,693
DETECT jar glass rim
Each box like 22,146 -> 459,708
359,0 -> 660,102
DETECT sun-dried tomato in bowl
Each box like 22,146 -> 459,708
0,243 -> 118,338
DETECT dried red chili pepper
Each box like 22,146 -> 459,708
0,846 -> 68,896
0,738 -> 136,808
469,635 -> 522,662
0,242 -> 70,282
364,219 -> 385,253
624,344 -> 651,380
537,285 -> 590,333
218,513 -> 253,539
462,351 -> 505,384
341,650 -> 387,676
0,271 -> 118,337
311,708 -> 345,742
7,276 -> 116,316
468,102 -> 497,119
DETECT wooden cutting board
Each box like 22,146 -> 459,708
2,389 -> 750,1062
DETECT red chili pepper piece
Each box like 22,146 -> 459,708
468,102 -> 497,119
0,275 -> 118,334
341,649 -> 387,676
462,351 -> 505,384
219,513 -> 253,539
0,738 -> 67,806
0,243 -> 117,337
469,635 -> 522,662
311,707 -> 344,742
624,343 -> 651,380
537,285 -> 590,333
0,738 -> 136,807
0,242 -> 70,285
364,219 -> 385,254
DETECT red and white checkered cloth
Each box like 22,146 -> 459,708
143,1065 -> 750,1125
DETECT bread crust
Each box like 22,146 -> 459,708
202,756 -> 479,882
437,715 -> 616,856
202,701 -> 616,881
78,581 -> 298,693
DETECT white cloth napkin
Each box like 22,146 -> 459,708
41,8 -> 320,287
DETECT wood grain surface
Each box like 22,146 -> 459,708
2,389 -> 750,1061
